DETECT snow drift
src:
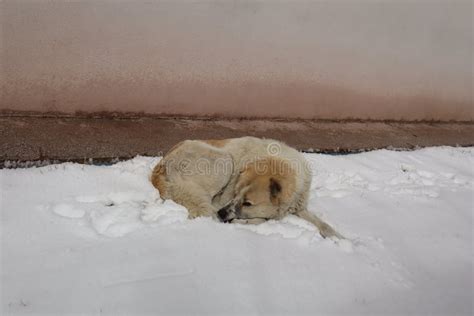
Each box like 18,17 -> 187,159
1,147 -> 472,315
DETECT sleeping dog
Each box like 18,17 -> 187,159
151,137 -> 342,239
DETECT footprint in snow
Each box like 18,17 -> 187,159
385,164 -> 470,198
50,191 -> 188,237
52,203 -> 86,219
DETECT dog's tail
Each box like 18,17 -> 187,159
296,210 -> 344,239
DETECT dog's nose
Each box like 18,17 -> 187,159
217,208 -> 228,221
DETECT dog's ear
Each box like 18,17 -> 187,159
269,177 -> 282,203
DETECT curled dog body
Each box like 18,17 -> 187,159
151,137 -> 342,239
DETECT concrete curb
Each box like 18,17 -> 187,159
1,117 -> 473,167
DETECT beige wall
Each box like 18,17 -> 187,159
1,1 -> 472,120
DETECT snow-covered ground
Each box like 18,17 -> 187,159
1,147 -> 472,315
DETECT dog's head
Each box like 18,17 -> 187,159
217,157 -> 296,223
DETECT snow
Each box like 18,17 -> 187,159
1,147 -> 473,315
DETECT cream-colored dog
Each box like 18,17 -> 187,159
151,137 -> 342,239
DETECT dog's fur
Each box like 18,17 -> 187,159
151,137 -> 342,238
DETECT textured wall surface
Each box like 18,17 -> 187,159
1,1 -> 472,120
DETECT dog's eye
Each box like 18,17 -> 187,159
242,201 -> 252,207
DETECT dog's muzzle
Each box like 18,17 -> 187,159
217,205 -> 236,223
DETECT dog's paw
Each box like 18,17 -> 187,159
187,210 -> 217,220
187,212 -> 199,220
